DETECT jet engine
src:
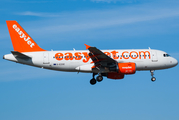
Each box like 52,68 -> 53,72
117,62 -> 136,74
107,62 -> 136,79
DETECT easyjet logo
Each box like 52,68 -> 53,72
55,51 -> 151,63
13,24 -> 35,48
122,66 -> 132,69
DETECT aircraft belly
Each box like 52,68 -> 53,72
135,61 -> 144,70
75,64 -> 93,72
135,60 -> 155,70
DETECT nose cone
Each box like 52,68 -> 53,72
172,58 -> 178,67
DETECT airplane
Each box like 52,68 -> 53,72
3,20 -> 178,85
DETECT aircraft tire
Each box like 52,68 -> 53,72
90,78 -> 96,85
151,77 -> 156,82
96,76 -> 103,82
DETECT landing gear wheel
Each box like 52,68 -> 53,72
90,78 -> 96,85
96,76 -> 103,82
150,70 -> 156,82
151,77 -> 156,82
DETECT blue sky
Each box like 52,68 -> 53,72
0,0 -> 179,120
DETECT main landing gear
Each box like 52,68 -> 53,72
150,70 -> 156,82
90,73 -> 103,85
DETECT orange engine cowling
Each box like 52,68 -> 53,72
118,62 -> 136,74
107,72 -> 124,79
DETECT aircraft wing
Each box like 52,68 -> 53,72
85,44 -> 117,67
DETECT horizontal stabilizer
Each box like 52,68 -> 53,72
11,51 -> 31,60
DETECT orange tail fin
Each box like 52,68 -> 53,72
6,20 -> 46,52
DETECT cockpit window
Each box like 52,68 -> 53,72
163,54 -> 170,57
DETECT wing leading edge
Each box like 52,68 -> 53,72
84,44 -> 117,72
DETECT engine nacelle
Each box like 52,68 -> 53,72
117,62 -> 136,74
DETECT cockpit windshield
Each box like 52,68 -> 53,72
163,54 -> 170,57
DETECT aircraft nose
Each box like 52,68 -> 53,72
172,58 -> 178,67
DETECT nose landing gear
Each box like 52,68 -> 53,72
150,70 -> 156,82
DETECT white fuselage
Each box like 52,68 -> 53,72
5,20 -> 178,84
3,49 -> 178,73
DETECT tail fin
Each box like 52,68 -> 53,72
6,20 -> 46,52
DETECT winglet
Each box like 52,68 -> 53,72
84,44 -> 91,49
